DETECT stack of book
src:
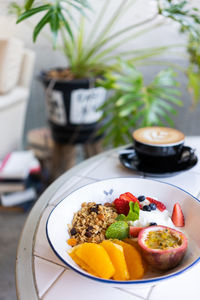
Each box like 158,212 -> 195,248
0,150 -> 41,212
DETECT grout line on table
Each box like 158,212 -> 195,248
114,287 -> 146,299
34,254 -> 69,269
41,269 -> 66,299
146,285 -> 156,300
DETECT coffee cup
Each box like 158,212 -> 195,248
132,127 -> 193,167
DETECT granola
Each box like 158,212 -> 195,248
68,202 -> 118,245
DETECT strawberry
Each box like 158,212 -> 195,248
171,203 -> 185,227
146,197 -> 166,212
129,226 -> 145,238
113,198 -> 130,215
119,192 -> 142,209
114,192 -> 142,215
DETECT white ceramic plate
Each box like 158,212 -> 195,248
46,178 -> 200,287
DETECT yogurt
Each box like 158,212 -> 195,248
129,209 -> 175,229
129,197 -> 176,229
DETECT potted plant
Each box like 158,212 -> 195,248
10,0 -> 200,147
97,61 -> 182,147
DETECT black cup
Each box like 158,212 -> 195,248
133,138 -> 194,168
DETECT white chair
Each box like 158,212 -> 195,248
0,38 -> 35,159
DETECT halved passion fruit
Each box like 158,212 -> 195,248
138,225 -> 188,270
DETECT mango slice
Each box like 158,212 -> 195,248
123,238 -> 148,272
113,239 -> 145,279
74,243 -> 115,279
68,246 -> 98,277
101,240 -> 129,280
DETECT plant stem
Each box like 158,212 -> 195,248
93,0 -> 129,44
82,14 -> 161,64
103,44 -> 186,60
60,26 -> 74,65
85,0 -> 109,45
76,15 -> 85,63
135,59 -> 186,73
85,20 -> 165,65
99,13 -> 159,49
83,0 -> 130,62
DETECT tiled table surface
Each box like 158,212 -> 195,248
16,137 -> 200,300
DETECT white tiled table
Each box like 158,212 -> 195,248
16,137 -> 200,300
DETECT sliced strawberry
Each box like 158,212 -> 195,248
113,198 -> 130,215
146,197 -> 166,212
119,192 -> 142,209
171,203 -> 185,227
119,192 -> 138,202
129,226 -> 145,238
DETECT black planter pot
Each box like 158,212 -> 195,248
38,70 -> 106,144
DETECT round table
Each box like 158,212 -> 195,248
16,137 -> 200,300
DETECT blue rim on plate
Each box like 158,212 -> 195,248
46,177 -> 200,285
119,146 -> 198,178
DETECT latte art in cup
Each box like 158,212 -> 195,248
133,127 -> 185,146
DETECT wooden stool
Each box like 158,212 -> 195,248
27,127 -> 53,166
51,140 -> 103,180
27,127 -> 103,181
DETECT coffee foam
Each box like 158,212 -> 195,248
133,127 -> 185,145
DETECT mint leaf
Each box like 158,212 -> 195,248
115,202 -> 140,223
133,201 -> 140,214
105,221 -> 129,240
126,202 -> 139,222
116,214 -> 126,221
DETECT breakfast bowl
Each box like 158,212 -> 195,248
46,177 -> 200,287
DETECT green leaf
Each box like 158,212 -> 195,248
50,8 -> 60,48
71,0 -> 91,10
24,0 -> 34,11
116,94 -> 135,106
58,11 -> 74,41
33,10 -> 52,42
157,100 -> 177,115
16,4 -> 51,23
8,2 -> 22,16
159,0 -> 200,40
116,214 -> 126,221
119,101 -> 142,117
152,68 -> 178,86
187,67 -> 200,104
126,202 -> 140,222
97,60 -> 182,146
155,92 -> 183,106
66,1 -> 88,18
105,221 -> 129,240
116,202 -> 140,223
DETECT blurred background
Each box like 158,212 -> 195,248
0,0 -> 200,142
0,1 -> 200,299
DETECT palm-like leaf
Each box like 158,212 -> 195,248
14,0 -> 91,43
10,0 -> 200,89
159,0 -> 200,39
187,35 -> 200,105
98,61 -> 182,146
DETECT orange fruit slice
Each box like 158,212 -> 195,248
123,238 -> 148,272
101,240 -> 129,280
123,238 -> 140,251
74,243 -> 115,279
113,240 -> 144,279
68,246 -> 98,277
